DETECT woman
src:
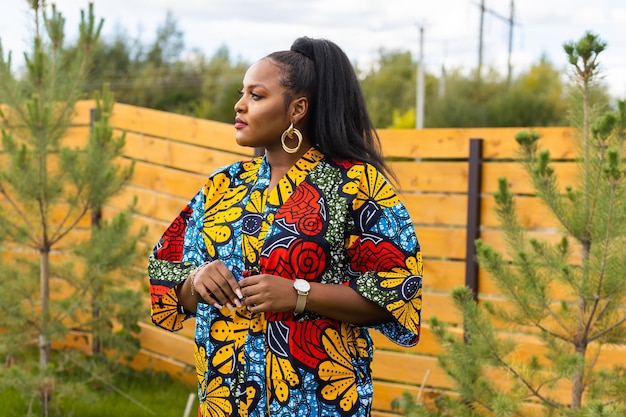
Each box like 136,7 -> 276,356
148,36 -> 422,417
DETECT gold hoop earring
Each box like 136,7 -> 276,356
281,123 -> 303,154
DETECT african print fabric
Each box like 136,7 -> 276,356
148,147 -> 422,417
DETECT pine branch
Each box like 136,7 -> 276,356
588,315 -> 626,344
0,61 -> 29,124
515,132 -> 578,241
49,268 -> 96,325
455,288 -> 567,412
583,181 -> 620,339
0,184 -> 40,247
50,4 -> 103,133
579,131 -> 610,253
48,204 -> 90,247
484,181 -> 554,328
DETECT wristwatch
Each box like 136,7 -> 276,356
293,279 -> 310,314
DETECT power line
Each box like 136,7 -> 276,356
477,0 -> 517,81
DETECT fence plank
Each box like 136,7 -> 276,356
121,130 -> 252,171
393,161 -> 468,193
108,186 -> 189,223
482,161 -> 579,194
138,322 -> 194,365
378,127 -> 575,159
421,292 -> 461,324
414,227 -> 467,259
423,260 -> 466,291
371,352 -> 449,388
395,160 -> 579,195
130,160 -> 207,199
109,103 -> 245,154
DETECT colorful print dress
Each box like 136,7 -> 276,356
148,147 -> 422,417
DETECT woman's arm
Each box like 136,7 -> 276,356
238,274 -> 394,326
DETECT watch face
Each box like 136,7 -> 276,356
294,279 -> 310,292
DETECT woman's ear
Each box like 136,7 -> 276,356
291,96 -> 308,122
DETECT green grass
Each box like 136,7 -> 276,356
1,366 -> 196,417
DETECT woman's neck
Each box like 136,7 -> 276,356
263,141 -> 312,191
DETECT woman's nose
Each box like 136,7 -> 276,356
234,97 -> 244,113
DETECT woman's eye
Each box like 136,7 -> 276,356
237,89 -> 261,100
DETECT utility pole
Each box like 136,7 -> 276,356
416,23 -> 424,129
477,0 -> 516,82
507,0 -> 515,84
478,0 -> 485,79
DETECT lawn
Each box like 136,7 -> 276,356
1,366 -> 196,417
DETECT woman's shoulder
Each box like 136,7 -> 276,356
326,157 -> 388,182
326,155 -> 366,173
208,155 -> 264,181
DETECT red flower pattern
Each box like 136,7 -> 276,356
277,182 -> 321,225
155,205 -> 192,262
347,235 -> 407,273
261,239 -> 326,281
297,213 -> 323,236
287,319 -> 337,370
261,246 -> 295,278
290,240 -> 326,280
332,158 -> 362,169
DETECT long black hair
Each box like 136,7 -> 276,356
266,37 -> 395,183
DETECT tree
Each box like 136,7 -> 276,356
486,56 -> 570,127
72,10 -> 206,114
0,2 -> 143,415
359,49 -> 431,128
394,32 -> 626,417
84,29 -> 134,94
190,45 -> 249,123
144,10 -> 184,67
111,11 -> 197,112
425,60 -> 573,128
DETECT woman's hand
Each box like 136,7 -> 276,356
239,274 -> 297,313
192,260 -> 244,309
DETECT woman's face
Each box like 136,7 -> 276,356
234,58 -> 291,151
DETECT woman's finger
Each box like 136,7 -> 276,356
191,271 -> 222,309
195,261 -> 243,309
212,260 -> 245,301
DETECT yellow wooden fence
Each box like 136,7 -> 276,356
10,100 -> 626,416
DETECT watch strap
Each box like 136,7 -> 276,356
294,290 -> 307,314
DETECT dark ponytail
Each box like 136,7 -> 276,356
267,37 -> 396,183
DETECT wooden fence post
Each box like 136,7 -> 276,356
464,138 -> 483,301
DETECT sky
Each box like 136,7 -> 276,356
2,0 -> 626,97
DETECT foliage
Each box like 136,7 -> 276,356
75,13 -> 248,122
390,107 -> 417,129
487,57 -> 570,126
394,32 -> 626,417
0,2 -> 144,415
189,46 -> 249,122
360,49 -> 424,128
425,59 -> 575,127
